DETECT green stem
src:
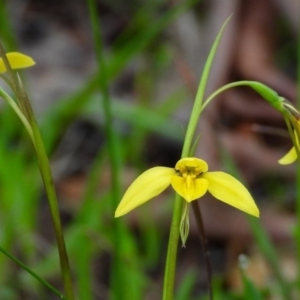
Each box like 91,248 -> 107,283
0,93 -> 75,300
181,17 -> 232,156
162,194 -> 183,300
0,46 -> 75,300
33,132 -> 75,300
0,87 -> 34,141
202,81 -> 284,114
19,77 -> 75,300
162,16 -> 231,300
0,245 -> 66,299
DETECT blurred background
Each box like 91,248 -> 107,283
0,0 -> 299,299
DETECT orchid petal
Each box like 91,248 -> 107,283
115,167 -> 174,217
278,147 -> 297,165
203,172 -> 259,217
171,175 -> 208,202
0,52 -> 35,73
175,157 -> 208,172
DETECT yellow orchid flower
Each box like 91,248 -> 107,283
278,117 -> 300,165
0,52 -> 35,73
115,157 -> 259,218
278,102 -> 300,165
278,147 -> 297,165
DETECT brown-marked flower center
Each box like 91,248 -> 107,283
174,158 -> 209,189
173,158 -> 209,190
176,166 -> 204,189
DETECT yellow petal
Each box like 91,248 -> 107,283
278,147 -> 297,165
115,167 -> 174,217
0,52 -> 35,73
175,157 -> 208,172
171,175 -> 208,202
203,172 -> 259,217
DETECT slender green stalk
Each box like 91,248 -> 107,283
31,123 -> 75,300
181,17 -> 232,156
162,17 -> 231,300
0,3 -> 16,50
87,1 -> 124,299
163,194 -> 183,300
0,87 -> 33,141
0,48 -> 75,300
202,81 -> 284,114
0,245 -> 66,299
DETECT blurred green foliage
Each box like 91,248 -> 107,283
0,0 -> 297,299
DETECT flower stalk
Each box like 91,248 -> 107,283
0,46 -> 75,300
162,17 -> 232,300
